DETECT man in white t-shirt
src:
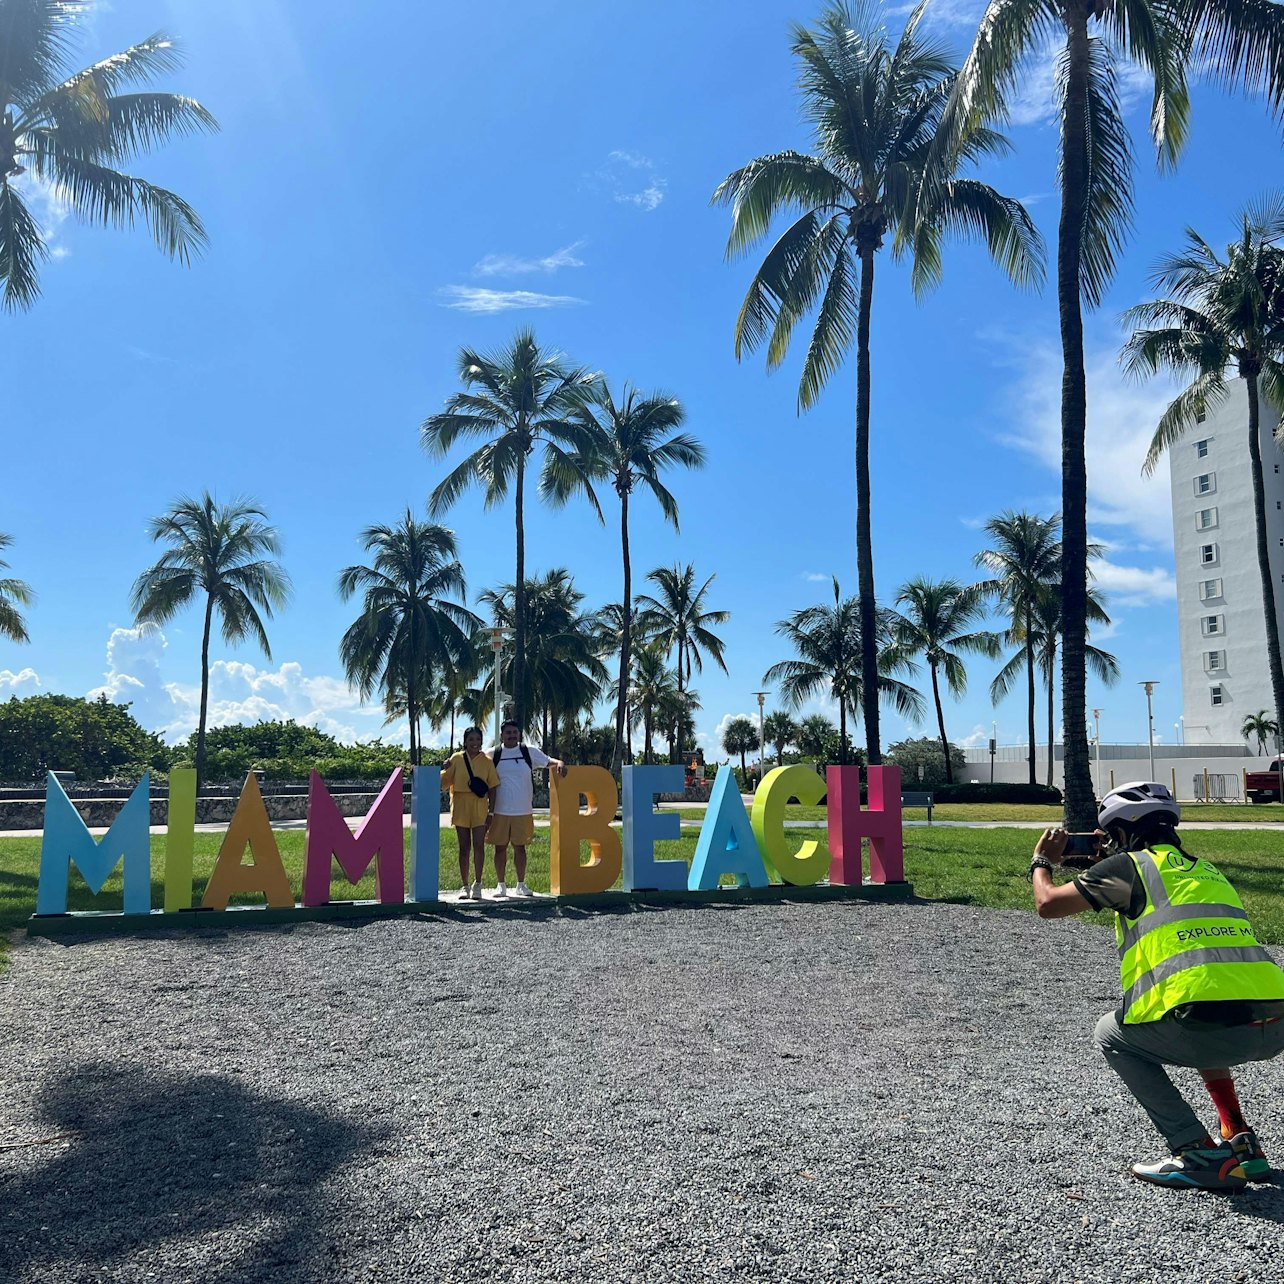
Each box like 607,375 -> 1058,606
485,719 -> 567,898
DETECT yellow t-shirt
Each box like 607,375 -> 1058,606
446,751 -> 499,795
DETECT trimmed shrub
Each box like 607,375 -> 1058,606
932,782 -> 1063,805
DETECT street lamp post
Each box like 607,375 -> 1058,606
990,721 -> 997,784
1091,708 -> 1102,799
1139,682 -> 1158,781
753,691 -> 768,790
486,627 -> 511,747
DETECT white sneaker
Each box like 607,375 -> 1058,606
515,881 -> 534,898
470,881 -> 483,900
495,881 -> 508,898
459,885 -> 473,901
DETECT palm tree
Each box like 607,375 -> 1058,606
1242,710 -> 1280,756
0,532 -> 33,642
763,711 -> 799,767
797,713 -> 838,761
545,380 -> 705,774
764,576 -> 923,764
1124,199 -> 1284,739
479,569 -> 607,749
714,3 -> 1042,768
656,684 -> 700,764
0,5 -> 217,309
636,563 -> 730,698
990,582 -> 1118,787
722,715 -> 760,785
421,330 -> 597,728
974,512 -> 1061,785
132,494 -> 290,786
887,578 -> 1001,785
338,513 -> 479,766
618,641 -> 679,765
943,0 -> 1284,829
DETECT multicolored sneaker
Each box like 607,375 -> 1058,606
1131,1142 -> 1246,1192
1226,1130 -> 1273,1182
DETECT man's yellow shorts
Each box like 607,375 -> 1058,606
486,813 -> 535,846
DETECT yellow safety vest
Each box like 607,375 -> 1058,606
1117,845 -> 1284,1024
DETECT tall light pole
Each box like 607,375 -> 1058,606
1091,707 -> 1102,799
486,626 -> 511,747
753,691 -> 768,789
1139,681 -> 1158,781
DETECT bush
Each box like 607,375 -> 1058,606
932,782 -> 1063,805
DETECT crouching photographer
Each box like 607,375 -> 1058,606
1030,781 -> 1284,1192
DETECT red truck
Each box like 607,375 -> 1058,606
1246,758 -> 1284,803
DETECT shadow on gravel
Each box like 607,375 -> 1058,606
0,1062 -> 375,1282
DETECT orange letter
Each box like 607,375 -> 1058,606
202,772 -> 294,910
550,766 -> 621,896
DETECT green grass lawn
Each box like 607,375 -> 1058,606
676,802 -> 1284,824
5,824 -> 1284,971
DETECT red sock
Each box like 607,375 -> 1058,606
1205,1077 -> 1247,1138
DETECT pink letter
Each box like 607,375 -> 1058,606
827,765 -> 904,885
302,769 -> 405,906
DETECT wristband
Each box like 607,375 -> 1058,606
1029,856 -> 1055,881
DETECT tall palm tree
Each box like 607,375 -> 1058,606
764,710 -> 800,767
714,3 -> 1042,767
974,512 -> 1061,785
132,494 -> 290,786
636,563 -> 730,700
1242,710 -> 1280,755
0,532 -> 33,642
479,569 -> 607,748
617,640 -> 679,766
943,0 -> 1284,829
887,578 -> 1001,785
546,380 -> 706,774
722,715 -> 761,784
764,576 -> 923,764
990,582 -> 1118,787
421,330 -> 597,729
0,4 -> 217,309
797,712 -> 839,761
337,512 -> 479,767
1124,199 -> 1284,742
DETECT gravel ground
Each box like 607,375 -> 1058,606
2,898 -> 1283,1283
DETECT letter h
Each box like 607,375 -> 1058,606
827,765 -> 904,885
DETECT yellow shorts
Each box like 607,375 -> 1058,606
486,813 -> 535,846
450,792 -> 490,830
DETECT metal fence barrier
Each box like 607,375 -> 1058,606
1192,773 -> 1241,803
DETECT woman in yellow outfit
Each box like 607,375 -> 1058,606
445,726 -> 499,900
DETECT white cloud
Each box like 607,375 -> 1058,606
437,286 -> 587,314
994,340 -> 1179,545
0,667 -> 41,698
593,150 -> 667,211
13,172 -> 72,261
1091,558 -> 1177,607
473,242 -> 586,277
959,723 -> 991,749
802,571 -> 831,582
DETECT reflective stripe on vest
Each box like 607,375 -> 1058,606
1116,845 -> 1284,1024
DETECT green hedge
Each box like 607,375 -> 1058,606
931,782 -> 1063,805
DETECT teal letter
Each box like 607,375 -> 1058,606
409,766 -> 440,901
37,773 -> 152,915
688,767 -> 769,891
622,765 -> 687,891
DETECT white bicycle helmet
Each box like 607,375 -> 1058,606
1098,780 -> 1180,830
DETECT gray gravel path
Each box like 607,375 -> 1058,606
2,899 -> 1282,1282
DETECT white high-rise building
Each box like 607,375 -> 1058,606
1169,381 -> 1284,744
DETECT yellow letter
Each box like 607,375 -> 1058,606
751,765 -> 828,886
202,772 -> 294,910
550,766 -> 621,896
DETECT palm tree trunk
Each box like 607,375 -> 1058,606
449,702 -> 455,753
613,492 -> 631,777
1245,369 -> 1284,746
514,449 -> 527,730
1025,609 -> 1037,786
1058,9 -> 1094,829
195,593 -> 214,790
855,242 -> 881,766
1046,649 -> 1056,789
644,709 -> 653,765
838,699 -> 848,766
930,661 -> 952,785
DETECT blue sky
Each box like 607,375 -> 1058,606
3,0 -> 1281,761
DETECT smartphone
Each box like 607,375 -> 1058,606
1063,833 -> 1101,857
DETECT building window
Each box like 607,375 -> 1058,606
1206,650 -> 1224,672
1195,473 -> 1216,495
1200,543 -> 1218,565
1211,684 -> 1224,706
1197,508 -> 1219,530
1196,409 -> 1207,424
1196,439 -> 1210,458
1202,614 -> 1224,636
1199,578 -> 1223,601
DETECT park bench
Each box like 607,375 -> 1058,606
901,791 -> 934,824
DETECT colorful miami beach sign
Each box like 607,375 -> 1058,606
33,763 -> 906,921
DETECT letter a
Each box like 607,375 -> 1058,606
689,767 -> 769,891
202,772 -> 294,910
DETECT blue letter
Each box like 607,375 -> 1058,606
409,766 -> 440,902
688,767 -> 769,891
622,765 -> 687,891
37,773 -> 152,915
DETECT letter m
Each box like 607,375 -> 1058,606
37,773 -> 152,915
302,769 -> 405,906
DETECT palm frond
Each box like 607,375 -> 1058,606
0,182 -> 47,310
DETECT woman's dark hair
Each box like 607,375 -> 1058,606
1103,815 -> 1192,859
462,726 -> 484,745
